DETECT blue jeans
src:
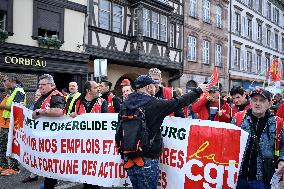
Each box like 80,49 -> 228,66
126,159 -> 159,189
236,178 -> 270,189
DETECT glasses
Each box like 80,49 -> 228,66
38,83 -> 51,86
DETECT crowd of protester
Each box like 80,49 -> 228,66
1,68 -> 284,189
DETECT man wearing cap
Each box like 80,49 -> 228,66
233,88 -> 284,189
117,75 -> 207,189
192,86 -> 231,122
120,79 -> 134,101
0,74 -> 25,176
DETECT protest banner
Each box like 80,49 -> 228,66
7,104 -> 248,188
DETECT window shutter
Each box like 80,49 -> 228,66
240,50 -> 244,70
241,16 -> 245,37
252,20 -> 256,41
244,51 -> 248,71
231,46 -> 235,69
232,11 -> 236,33
0,0 -> 8,11
38,8 -> 60,32
271,31 -> 274,49
262,27 -> 266,46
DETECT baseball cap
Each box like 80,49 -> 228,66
249,88 -> 272,101
120,79 -> 131,86
134,75 -> 159,89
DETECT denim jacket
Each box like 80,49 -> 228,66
232,110 -> 284,180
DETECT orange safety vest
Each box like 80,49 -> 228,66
0,96 -> 9,128
75,98 -> 105,115
235,111 -> 283,156
107,93 -> 115,113
40,90 -> 64,110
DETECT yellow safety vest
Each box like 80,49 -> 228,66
3,87 -> 26,118
66,92 -> 81,115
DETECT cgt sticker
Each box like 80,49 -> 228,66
183,125 -> 241,189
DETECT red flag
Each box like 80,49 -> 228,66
271,58 -> 279,81
208,67 -> 219,86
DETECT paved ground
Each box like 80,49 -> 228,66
0,166 -> 131,189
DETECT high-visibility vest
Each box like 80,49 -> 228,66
65,92 -> 81,115
75,98 -> 105,115
107,93 -> 115,113
3,87 -> 26,119
40,90 -> 64,110
235,111 -> 283,156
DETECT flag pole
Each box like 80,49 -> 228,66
218,81 -> 221,111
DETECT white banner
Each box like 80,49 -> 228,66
7,104 -> 248,189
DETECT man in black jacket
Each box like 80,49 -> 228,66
118,75 -> 207,189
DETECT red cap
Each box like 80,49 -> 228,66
121,79 -> 131,86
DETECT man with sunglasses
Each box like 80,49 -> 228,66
233,88 -> 284,189
33,74 -> 65,189
0,74 -> 25,176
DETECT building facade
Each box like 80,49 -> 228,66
229,0 -> 284,89
181,0 -> 229,92
85,0 -> 184,95
0,0 -> 89,105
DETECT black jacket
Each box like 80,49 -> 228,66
101,92 -> 121,113
120,87 -> 203,159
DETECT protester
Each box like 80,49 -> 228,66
61,88 -> 69,96
22,89 -> 41,183
117,75 -> 207,189
175,88 -> 189,118
233,88 -> 284,189
230,86 -> 251,118
100,80 -> 121,113
148,68 -> 184,117
192,86 -> 230,122
0,74 -> 25,176
32,74 -> 65,189
65,81 -> 81,115
70,80 -> 107,189
121,80 -> 134,101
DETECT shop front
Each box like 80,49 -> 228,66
0,43 -> 89,105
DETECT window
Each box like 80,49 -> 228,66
257,23 -> 262,42
99,0 -> 111,30
215,44 -> 222,66
203,0 -> 211,23
189,0 -> 197,17
273,8 -> 279,25
282,37 -> 284,53
143,8 -> 151,37
247,18 -> 252,40
112,4 -> 123,33
248,0 -> 253,8
275,32 -> 279,50
257,53 -> 261,72
0,11 -> 6,30
188,36 -> 197,61
266,56 -> 270,71
170,24 -> 174,47
267,2 -> 271,20
234,47 -> 240,69
202,40 -> 210,64
160,15 -> 167,42
152,12 -> 159,40
246,51 -> 252,72
257,0 -> 262,13
133,8 -> 138,35
176,24 -> 181,48
216,6 -> 222,28
235,12 -> 241,34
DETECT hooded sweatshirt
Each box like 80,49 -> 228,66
120,88 -> 203,159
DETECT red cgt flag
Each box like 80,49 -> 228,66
208,67 -> 219,86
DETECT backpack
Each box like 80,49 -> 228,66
115,103 -> 152,158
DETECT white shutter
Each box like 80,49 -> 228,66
252,20 -> 256,41
232,11 -> 236,33
241,16 -> 245,37
244,51 -> 248,71
271,31 -> 274,49
252,53 -> 256,73
231,46 -> 235,69
262,27 -> 266,46
202,41 -> 205,63
187,36 -> 190,59
240,50 -> 244,70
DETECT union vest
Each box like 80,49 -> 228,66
107,93 -> 115,113
3,87 -> 26,119
75,98 -> 105,115
40,90 -> 64,110
65,92 -> 81,115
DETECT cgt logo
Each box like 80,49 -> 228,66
183,125 -> 241,189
